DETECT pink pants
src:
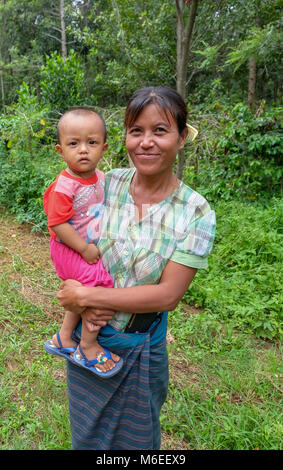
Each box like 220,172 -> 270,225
50,238 -> 113,288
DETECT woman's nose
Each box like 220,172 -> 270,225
140,132 -> 153,148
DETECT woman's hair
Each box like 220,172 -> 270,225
124,86 -> 188,135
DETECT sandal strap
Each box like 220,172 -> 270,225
56,332 -> 63,349
78,344 -> 111,367
55,332 -> 76,353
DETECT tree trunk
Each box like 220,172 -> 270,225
248,57 -> 256,109
81,1 -> 91,99
0,49 -> 5,111
176,0 -> 199,179
60,0 -> 67,59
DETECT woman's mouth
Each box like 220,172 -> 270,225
135,153 -> 160,159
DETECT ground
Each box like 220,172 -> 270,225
0,212 -> 198,450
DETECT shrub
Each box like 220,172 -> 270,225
185,198 -> 283,340
0,82 -> 52,159
184,102 -> 283,201
40,51 -> 87,114
0,145 -> 64,231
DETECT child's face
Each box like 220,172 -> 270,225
56,113 -> 108,178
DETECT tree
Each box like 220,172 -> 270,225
175,0 -> 199,178
60,0 -> 67,59
226,22 -> 282,109
176,0 -> 199,100
39,0 -> 70,59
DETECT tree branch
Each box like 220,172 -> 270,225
43,32 -> 62,44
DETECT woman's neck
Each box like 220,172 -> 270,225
130,169 -> 179,211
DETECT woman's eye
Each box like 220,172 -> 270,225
155,127 -> 166,133
129,128 -> 141,135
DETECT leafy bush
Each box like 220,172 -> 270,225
0,82 -> 52,158
0,145 -> 64,230
40,51 -> 87,114
100,106 -> 128,170
184,102 -> 282,201
185,198 -> 283,340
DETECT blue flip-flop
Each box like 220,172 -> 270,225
44,332 -> 77,361
72,344 -> 123,378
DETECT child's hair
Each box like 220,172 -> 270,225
124,86 -> 188,136
57,106 -> 107,143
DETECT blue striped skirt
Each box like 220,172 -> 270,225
66,313 -> 169,450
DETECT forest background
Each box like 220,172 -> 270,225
0,0 -> 282,450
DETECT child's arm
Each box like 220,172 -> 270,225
51,222 -> 100,264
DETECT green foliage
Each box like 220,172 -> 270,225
101,107 -> 128,170
226,23 -> 283,72
0,82 -> 52,157
164,305 -> 283,449
40,51 -> 87,113
1,0 -> 282,109
185,198 -> 283,340
68,0 -> 176,101
184,102 -> 282,201
0,144 -> 64,231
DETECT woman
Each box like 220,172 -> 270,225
57,86 -> 216,450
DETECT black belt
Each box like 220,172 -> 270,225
124,312 -> 161,333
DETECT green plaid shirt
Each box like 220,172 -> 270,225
98,168 -> 216,331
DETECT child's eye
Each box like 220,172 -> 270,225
89,140 -> 96,145
69,141 -> 77,146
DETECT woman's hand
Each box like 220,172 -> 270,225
57,280 -> 116,330
57,279 -> 85,314
81,307 -> 116,331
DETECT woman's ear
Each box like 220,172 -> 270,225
178,126 -> 189,150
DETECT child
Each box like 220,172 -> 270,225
43,107 -> 123,378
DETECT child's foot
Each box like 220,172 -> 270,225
51,332 -> 77,351
44,331 -> 77,360
76,341 -> 121,373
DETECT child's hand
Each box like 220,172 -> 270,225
81,244 -> 100,264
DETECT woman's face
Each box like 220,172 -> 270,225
125,104 -> 187,178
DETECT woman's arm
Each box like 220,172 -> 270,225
57,260 -> 197,313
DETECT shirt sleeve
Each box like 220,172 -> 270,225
170,204 -> 216,269
43,182 -> 75,227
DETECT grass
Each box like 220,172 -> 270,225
164,305 -> 282,449
0,275 -> 71,450
185,198 -> 283,341
0,210 -> 282,450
